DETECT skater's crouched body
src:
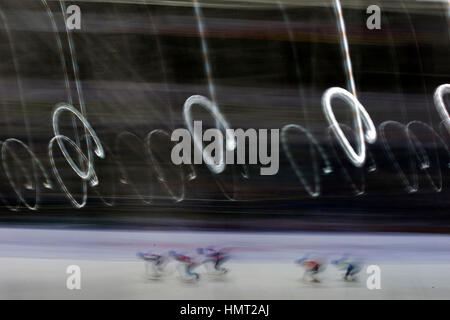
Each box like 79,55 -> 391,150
137,251 -> 167,278
197,247 -> 230,274
296,254 -> 326,283
332,255 -> 362,281
170,250 -> 200,281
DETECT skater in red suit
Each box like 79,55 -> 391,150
169,250 -> 200,280
296,254 -> 325,282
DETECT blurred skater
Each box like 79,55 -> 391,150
197,247 -> 230,274
169,250 -> 200,281
137,251 -> 167,278
296,254 -> 325,283
332,254 -> 362,281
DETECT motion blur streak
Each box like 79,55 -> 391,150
0,0 -> 448,299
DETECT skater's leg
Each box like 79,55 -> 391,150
186,263 -> 199,280
304,269 -> 312,281
311,270 -> 318,282
344,265 -> 354,280
176,263 -> 185,277
214,257 -> 228,273
310,265 -> 320,282
348,265 -> 361,280
155,257 -> 165,272
145,259 -> 160,278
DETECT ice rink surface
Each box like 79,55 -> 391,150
0,228 -> 450,299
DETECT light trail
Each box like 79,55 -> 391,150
281,124 -> 332,198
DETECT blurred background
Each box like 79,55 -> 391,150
0,0 -> 448,233
0,0 -> 448,300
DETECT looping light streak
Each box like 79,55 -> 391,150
379,121 -> 418,193
322,87 -> 377,168
0,2 -> 449,209
1,139 -> 53,211
48,135 -> 89,209
377,120 -> 448,193
434,84 -> 450,134
183,95 -> 236,175
145,129 -> 186,203
281,124 -> 332,198
406,121 -> 450,193
115,131 -> 153,205
333,0 -> 356,97
327,123 -> 376,196
52,103 -> 104,185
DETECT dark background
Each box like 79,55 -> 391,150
0,0 -> 448,232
